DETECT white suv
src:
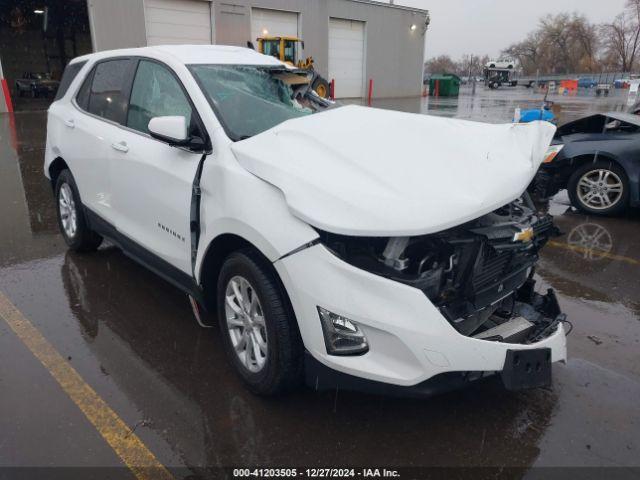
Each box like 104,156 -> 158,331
45,45 -> 567,396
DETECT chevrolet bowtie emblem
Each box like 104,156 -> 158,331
513,227 -> 534,243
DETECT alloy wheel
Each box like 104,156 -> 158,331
58,183 -> 78,238
576,169 -> 623,210
224,275 -> 268,373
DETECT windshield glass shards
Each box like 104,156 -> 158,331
190,65 -> 312,141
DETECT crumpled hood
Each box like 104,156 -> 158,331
231,105 -> 556,236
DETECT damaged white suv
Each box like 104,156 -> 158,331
45,45 -> 567,396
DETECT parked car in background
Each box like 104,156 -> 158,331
15,72 -> 60,97
45,45 -> 566,397
532,112 -> 640,215
577,77 -> 597,89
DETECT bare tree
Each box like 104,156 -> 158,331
504,32 -> 542,75
601,0 -> 640,72
424,55 -> 458,75
503,12 -> 601,74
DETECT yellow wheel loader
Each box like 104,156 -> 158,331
255,36 -> 330,98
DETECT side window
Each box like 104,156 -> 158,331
76,68 -> 93,111
77,59 -> 131,123
55,61 -> 87,101
127,60 -> 193,135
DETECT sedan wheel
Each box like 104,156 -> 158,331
576,169 -> 623,210
568,161 -> 629,215
224,275 -> 268,373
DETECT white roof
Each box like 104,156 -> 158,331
72,44 -> 285,67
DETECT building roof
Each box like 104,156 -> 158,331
71,44 -> 286,67
349,0 -> 429,15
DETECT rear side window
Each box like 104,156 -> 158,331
54,61 -> 86,101
76,69 -> 93,111
77,59 -> 132,124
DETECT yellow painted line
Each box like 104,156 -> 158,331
0,291 -> 174,480
548,240 -> 640,266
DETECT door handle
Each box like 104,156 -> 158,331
111,141 -> 129,153
64,119 -> 75,128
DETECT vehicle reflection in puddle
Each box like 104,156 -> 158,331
565,223 -> 614,262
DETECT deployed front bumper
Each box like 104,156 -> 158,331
274,244 -> 567,393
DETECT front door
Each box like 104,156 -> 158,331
110,59 -> 203,274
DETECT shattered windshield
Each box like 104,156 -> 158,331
190,65 -> 312,141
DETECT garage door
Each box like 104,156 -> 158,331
250,8 -> 298,44
145,0 -> 211,46
329,18 -> 365,98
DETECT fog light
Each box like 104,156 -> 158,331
317,307 -> 369,356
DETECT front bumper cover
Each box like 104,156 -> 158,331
275,244 -> 567,393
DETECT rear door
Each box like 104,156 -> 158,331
61,58 -> 135,224
110,59 -> 204,274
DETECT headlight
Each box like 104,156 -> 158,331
543,144 -> 564,163
317,307 -> 369,356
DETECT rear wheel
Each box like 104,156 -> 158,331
567,160 -> 629,215
55,170 -> 103,251
216,250 -> 303,395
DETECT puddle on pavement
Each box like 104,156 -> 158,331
0,92 -> 639,473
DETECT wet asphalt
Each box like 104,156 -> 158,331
0,88 -> 639,479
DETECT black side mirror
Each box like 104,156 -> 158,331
184,135 -> 208,152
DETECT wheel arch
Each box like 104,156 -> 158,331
198,232 -> 294,315
48,156 -> 70,192
566,153 -> 628,180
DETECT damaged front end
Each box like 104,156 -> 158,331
316,194 -> 565,344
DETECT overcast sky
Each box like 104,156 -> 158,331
391,0 -> 626,59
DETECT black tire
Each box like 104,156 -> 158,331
567,160 -> 629,215
54,170 -> 103,252
312,76 -> 330,98
216,250 -> 303,395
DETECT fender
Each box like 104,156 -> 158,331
195,217 -> 318,284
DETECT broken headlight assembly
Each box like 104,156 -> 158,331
317,307 -> 369,355
316,195 -> 564,344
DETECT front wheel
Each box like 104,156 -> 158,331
567,161 -> 629,215
216,250 -> 303,395
55,170 -> 103,251
312,77 -> 330,98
